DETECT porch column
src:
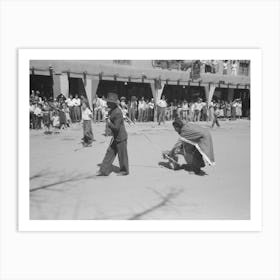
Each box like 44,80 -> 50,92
53,73 -> 69,99
205,84 -> 216,106
91,78 -> 99,108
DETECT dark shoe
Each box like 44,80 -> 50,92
95,171 -> 107,176
116,171 -> 129,176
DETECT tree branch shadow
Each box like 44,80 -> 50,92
127,187 -> 184,220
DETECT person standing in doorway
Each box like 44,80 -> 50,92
137,97 -> 146,122
81,101 -> 94,147
66,94 -> 74,122
73,94 -> 81,122
211,105 -> 220,128
97,92 -> 129,176
129,96 -> 137,123
157,95 -> 167,125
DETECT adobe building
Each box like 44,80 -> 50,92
30,60 -> 250,115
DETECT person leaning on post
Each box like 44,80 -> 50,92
96,92 -> 129,176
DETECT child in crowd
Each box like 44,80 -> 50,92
81,101 -> 94,147
212,105 -> 220,128
42,101 -> 51,133
34,103 -> 43,129
63,103 -> 71,127
51,111 -> 60,133
58,104 -> 67,129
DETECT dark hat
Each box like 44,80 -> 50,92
106,92 -> 119,104
172,118 -> 184,129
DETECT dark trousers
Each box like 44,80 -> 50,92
83,120 -> 93,144
100,140 -> 129,175
74,106 -> 81,122
212,115 -> 220,127
129,108 -> 136,122
69,107 -> 75,122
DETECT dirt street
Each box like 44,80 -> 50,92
30,119 -> 250,220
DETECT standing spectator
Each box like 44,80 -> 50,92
226,101 -> 232,119
167,102 -> 174,120
129,96 -> 137,123
148,98 -> 155,121
189,102 -> 195,122
137,97 -> 146,122
30,101 -> 36,129
81,101 -> 94,147
181,100 -> 189,121
59,103 -> 67,129
30,90 -> 36,103
212,105 -> 220,128
201,101 -> 208,121
34,103 -> 43,129
72,94 -> 81,122
66,95 -> 74,122
193,98 -> 202,122
63,103 -> 71,127
143,99 -> 150,122
100,96 -> 107,121
231,100 -> 237,120
51,111 -> 60,133
57,93 -> 66,103
236,100 -> 242,119
42,101 -> 51,131
34,91 -> 42,104
157,95 -> 167,125
176,101 -> 182,120
220,101 -> 225,120
208,101 -> 214,122
94,96 -> 102,122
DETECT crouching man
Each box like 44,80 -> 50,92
96,92 -> 129,176
165,118 -> 215,175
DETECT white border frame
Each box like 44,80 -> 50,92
18,49 -> 262,232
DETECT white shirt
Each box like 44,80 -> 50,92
148,102 -> 155,109
138,100 -> 146,109
66,98 -> 73,107
34,107 -> 42,116
52,116 -> 60,127
100,99 -> 107,108
82,108 -> 92,120
72,98 -> 81,106
157,99 -> 167,108
194,102 -> 202,111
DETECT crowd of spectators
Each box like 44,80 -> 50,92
30,89 -> 244,132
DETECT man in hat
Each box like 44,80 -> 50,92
96,92 -> 129,176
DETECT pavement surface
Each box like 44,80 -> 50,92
30,119 -> 250,220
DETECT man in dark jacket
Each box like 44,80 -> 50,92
97,92 -> 129,176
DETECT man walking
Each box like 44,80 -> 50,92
97,92 -> 129,176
